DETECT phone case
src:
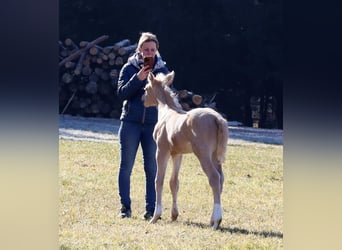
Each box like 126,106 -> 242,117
143,57 -> 154,69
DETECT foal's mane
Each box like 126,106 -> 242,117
155,73 -> 186,113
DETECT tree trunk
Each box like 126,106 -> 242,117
113,39 -> 130,51
59,35 -> 109,67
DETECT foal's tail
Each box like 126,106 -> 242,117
215,115 -> 229,164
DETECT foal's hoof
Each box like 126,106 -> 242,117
210,219 -> 222,230
171,211 -> 179,221
149,215 -> 161,224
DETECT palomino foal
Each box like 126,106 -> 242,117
143,71 -> 228,229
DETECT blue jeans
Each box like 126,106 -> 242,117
118,121 -> 157,212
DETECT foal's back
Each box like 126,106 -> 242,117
163,107 -> 225,155
187,107 -> 224,147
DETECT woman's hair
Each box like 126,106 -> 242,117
136,32 -> 159,52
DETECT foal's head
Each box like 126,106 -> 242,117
143,71 -> 175,107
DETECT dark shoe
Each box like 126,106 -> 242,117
143,210 -> 154,220
119,205 -> 131,218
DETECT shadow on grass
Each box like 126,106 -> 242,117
184,221 -> 283,239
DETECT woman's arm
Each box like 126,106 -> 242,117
117,64 -> 145,101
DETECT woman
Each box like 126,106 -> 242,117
116,32 -> 169,219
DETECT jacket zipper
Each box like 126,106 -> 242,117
142,107 -> 146,124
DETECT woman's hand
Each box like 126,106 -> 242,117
137,65 -> 152,81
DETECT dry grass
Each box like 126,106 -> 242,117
59,139 -> 283,249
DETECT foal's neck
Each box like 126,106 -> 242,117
156,86 -> 185,114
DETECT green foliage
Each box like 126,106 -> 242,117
59,139 -> 283,249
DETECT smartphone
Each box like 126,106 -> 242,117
143,57 -> 154,69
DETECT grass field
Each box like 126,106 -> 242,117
59,139 -> 283,249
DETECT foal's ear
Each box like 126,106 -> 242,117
148,72 -> 155,83
165,71 -> 175,86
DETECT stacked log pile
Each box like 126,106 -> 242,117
59,35 -> 216,119
175,90 -> 217,111
59,35 -> 137,118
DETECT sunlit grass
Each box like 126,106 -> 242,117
59,139 -> 283,249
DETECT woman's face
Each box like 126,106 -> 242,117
139,41 -> 157,58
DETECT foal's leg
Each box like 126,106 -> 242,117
150,149 -> 170,224
169,154 -> 182,221
196,152 -> 223,230
216,163 -> 224,194
212,153 -> 224,194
